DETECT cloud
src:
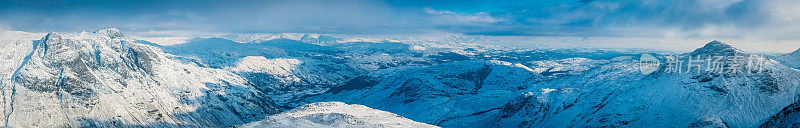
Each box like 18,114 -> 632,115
0,0 -> 431,33
424,8 -> 500,25
456,0 -> 800,40
0,0 -> 798,42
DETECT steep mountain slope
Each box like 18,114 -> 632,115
775,48 -> 800,69
224,56 -> 365,103
761,100 -> 800,127
238,102 -> 438,128
0,29 -> 280,127
484,41 -> 800,127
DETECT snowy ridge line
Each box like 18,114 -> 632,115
1,37 -> 42,127
55,68 -> 72,127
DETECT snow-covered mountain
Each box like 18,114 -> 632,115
775,48 -> 800,69
150,37 -> 371,103
0,29 -> 281,127
689,40 -> 744,56
148,35 -> 456,104
482,41 -> 800,127
223,33 -> 343,46
238,102 -> 438,128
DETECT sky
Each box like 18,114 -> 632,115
1,0 -> 800,52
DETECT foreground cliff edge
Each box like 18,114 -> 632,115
238,102 -> 438,128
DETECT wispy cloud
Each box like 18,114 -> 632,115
470,0 -> 800,39
424,8 -> 500,26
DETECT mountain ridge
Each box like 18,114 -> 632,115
689,40 -> 745,56
775,48 -> 800,69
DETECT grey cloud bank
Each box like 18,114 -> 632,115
1,0 -> 799,52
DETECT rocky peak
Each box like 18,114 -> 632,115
43,32 -> 63,43
689,40 -> 744,56
39,32 -> 69,51
93,28 -> 124,39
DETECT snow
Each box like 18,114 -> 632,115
238,102 -> 438,128
225,56 -> 304,77
526,58 -> 609,76
93,28 -> 124,39
134,36 -> 192,46
222,33 -> 337,45
222,56 -> 364,103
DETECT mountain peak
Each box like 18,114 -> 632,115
43,32 -> 63,42
41,32 -> 68,47
689,40 -> 744,56
93,28 -> 124,39
776,47 -> 800,69
789,48 -> 800,55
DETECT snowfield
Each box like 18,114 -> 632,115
238,102 -> 438,128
